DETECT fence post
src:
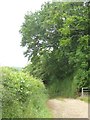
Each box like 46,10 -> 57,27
82,87 -> 83,97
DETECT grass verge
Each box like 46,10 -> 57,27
79,96 -> 90,103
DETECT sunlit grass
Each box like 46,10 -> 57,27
79,96 -> 90,103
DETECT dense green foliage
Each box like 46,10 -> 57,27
20,2 -> 89,97
0,67 -> 51,118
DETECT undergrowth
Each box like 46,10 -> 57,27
47,76 -> 78,98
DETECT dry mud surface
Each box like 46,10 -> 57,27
47,98 -> 89,118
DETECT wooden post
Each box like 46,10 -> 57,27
82,87 -> 83,97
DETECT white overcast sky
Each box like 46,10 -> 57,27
0,0 -> 50,68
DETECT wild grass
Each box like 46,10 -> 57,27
47,76 -> 77,98
79,96 -> 90,103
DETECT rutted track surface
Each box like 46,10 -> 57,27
47,98 -> 89,118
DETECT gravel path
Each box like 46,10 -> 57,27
47,98 -> 89,118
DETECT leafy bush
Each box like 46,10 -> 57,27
0,67 -> 51,118
73,69 -> 88,92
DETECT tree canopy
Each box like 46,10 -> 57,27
20,1 -> 89,96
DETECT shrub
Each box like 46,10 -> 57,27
0,67 -> 51,118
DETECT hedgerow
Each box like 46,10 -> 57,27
0,67 -> 51,118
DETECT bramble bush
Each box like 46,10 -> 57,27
0,67 -> 51,118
